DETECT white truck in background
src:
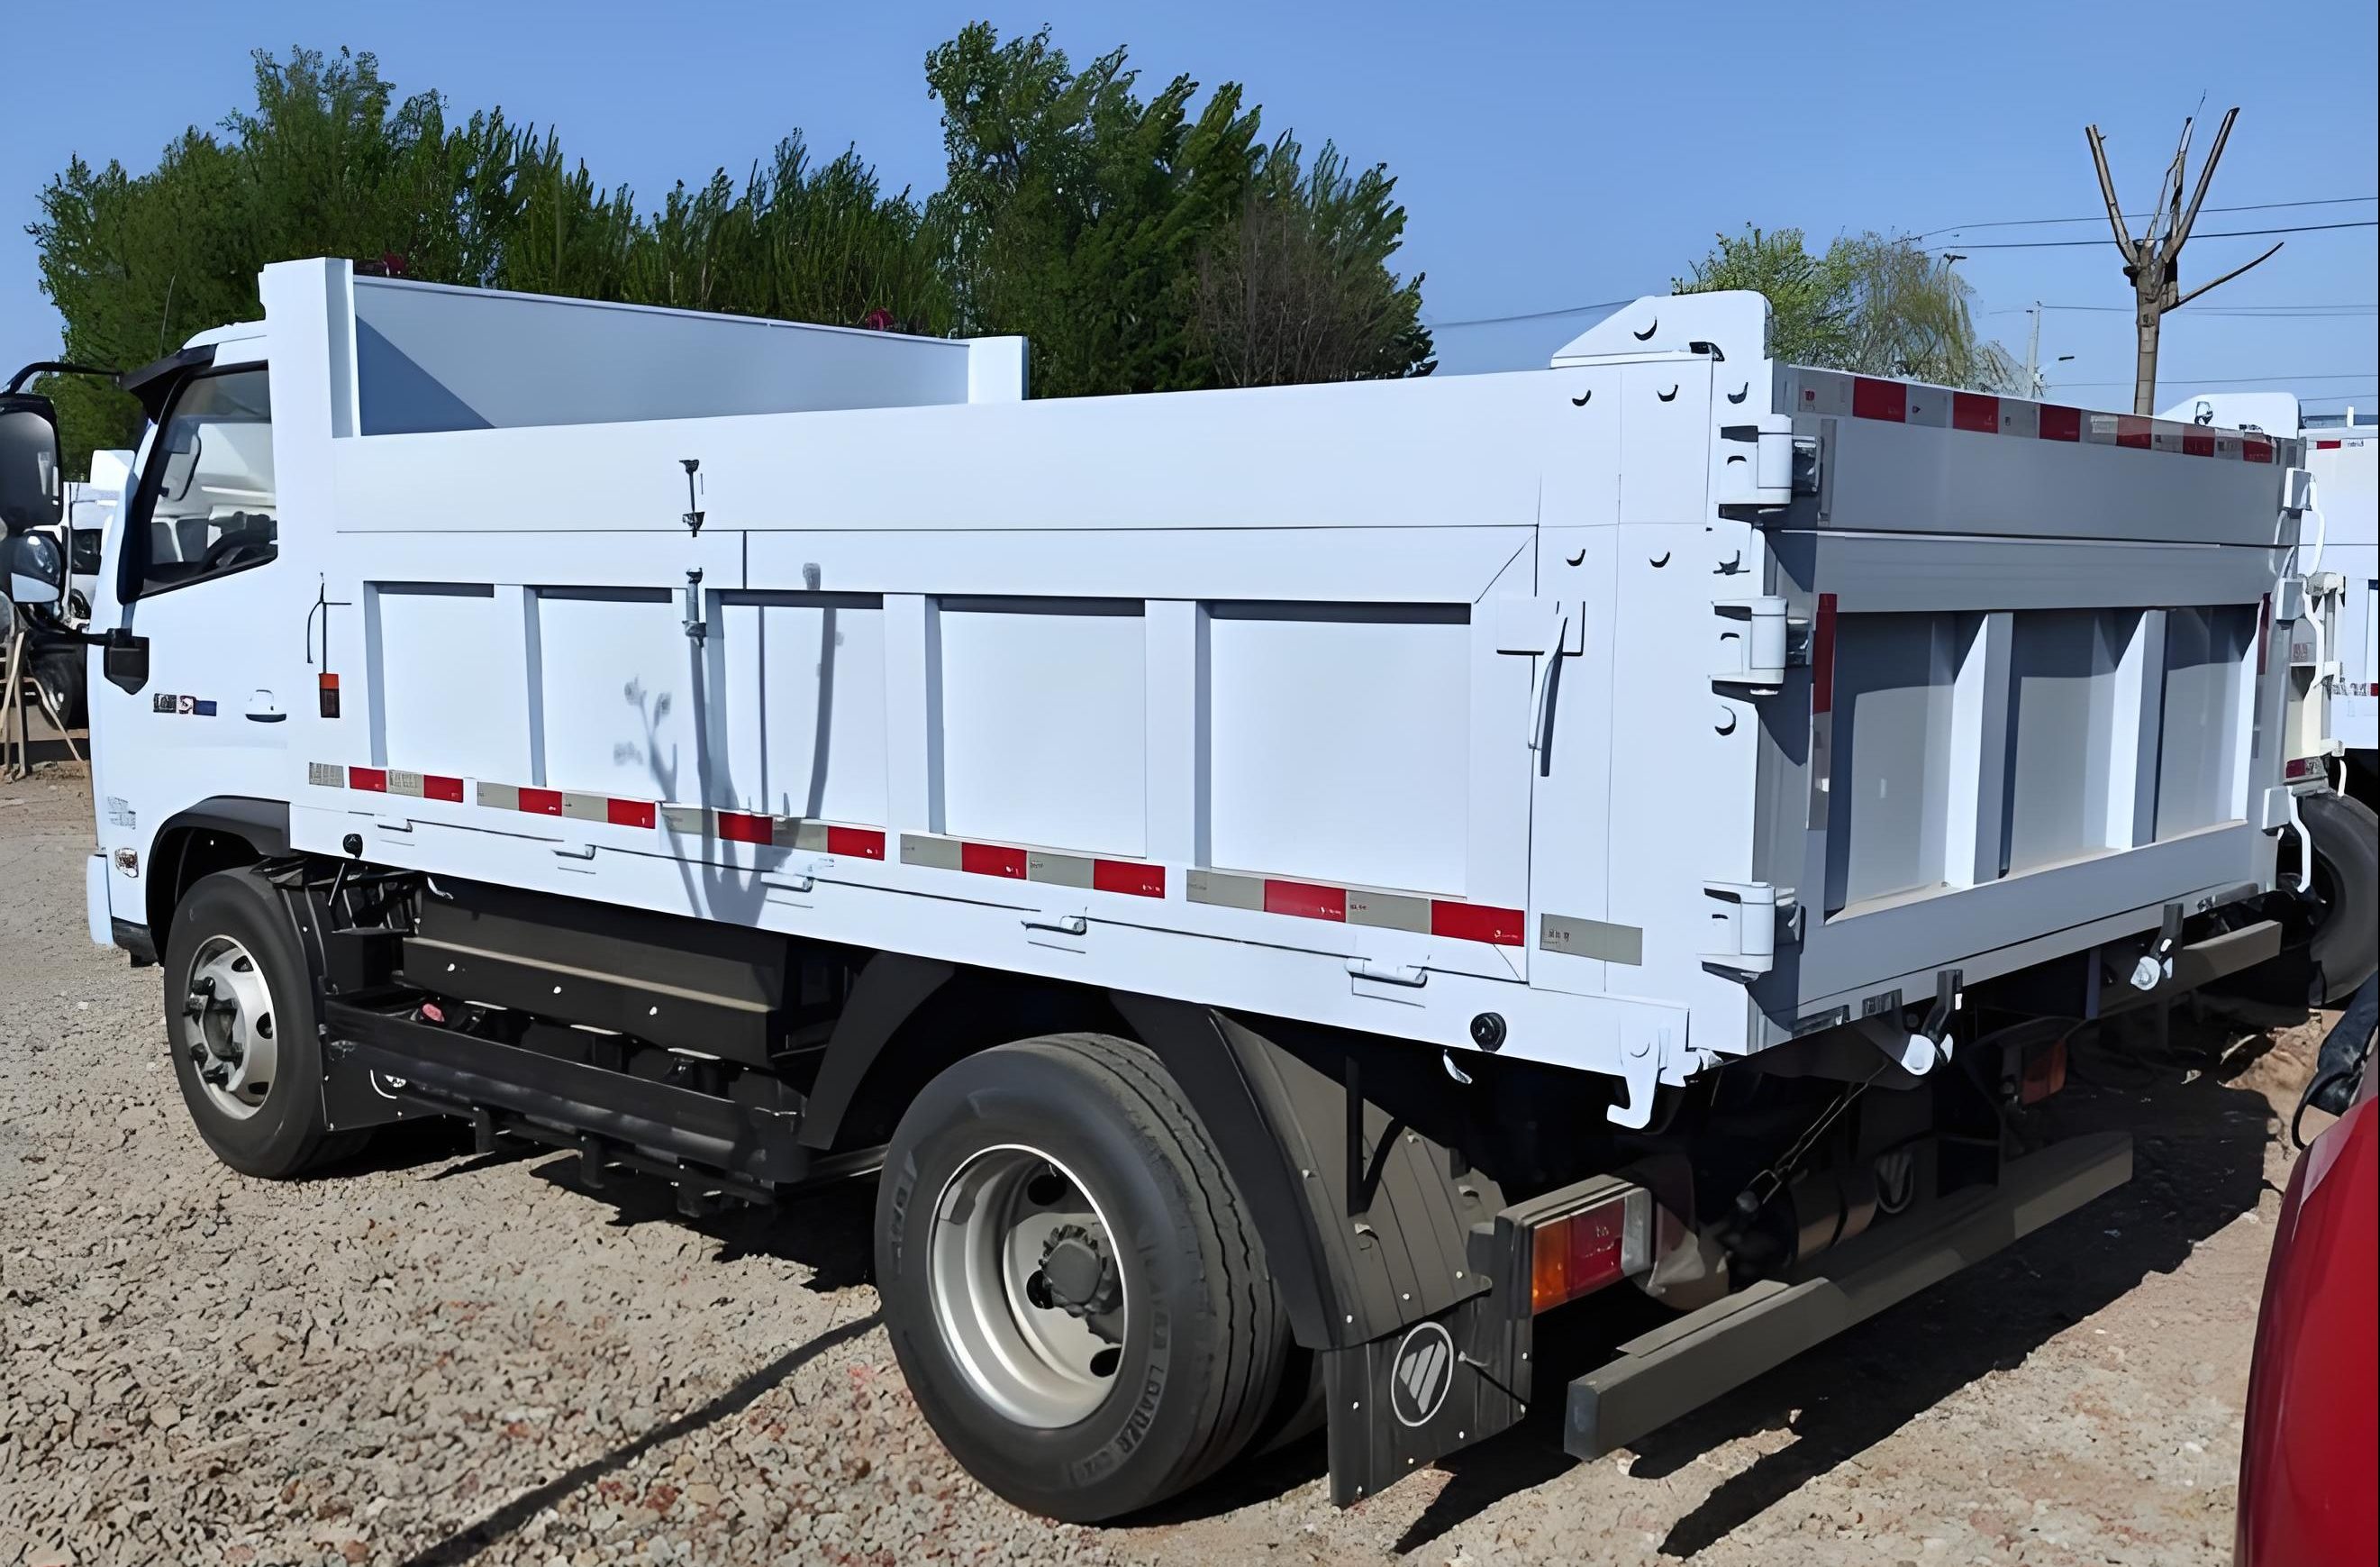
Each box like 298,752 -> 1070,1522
2305,411 -> 2375,793
2166,392 -> 2376,801
3,263 -> 2374,1521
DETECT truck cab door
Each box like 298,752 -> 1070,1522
91,359 -> 293,918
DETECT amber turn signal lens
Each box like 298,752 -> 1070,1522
1528,1189 -> 1650,1314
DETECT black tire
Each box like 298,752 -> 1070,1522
2303,788 -> 2379,1007
877,1033 -> 1289,1522
163,868 -> 368,1179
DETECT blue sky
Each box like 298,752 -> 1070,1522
5,0 -> 2374,414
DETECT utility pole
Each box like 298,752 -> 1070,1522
2086,106 -> 2281,415
2023,303 -> 2041,397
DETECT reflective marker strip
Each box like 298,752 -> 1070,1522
1265,879 -> 1346,921
1811,593 -> 1840,715
659,807 -> 885,856
1430,900 -> 1527,945
1187,868 -> 1522,946
312,767 -> 1523,937
961,842 -> 1029,879
902,834 -> 1164,897
322,767 -> 881,852
1794,369 -> 2291,461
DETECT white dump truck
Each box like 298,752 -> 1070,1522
3,262 -> 2373,1520
2166,390 -> 2376,800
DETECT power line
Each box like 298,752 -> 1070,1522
1424,297 -> 1632,331
2050,370 -> 2378,387
1914,193 -> 2375,241
1939,218 -> 2375,251
1991,302 -> 2376,316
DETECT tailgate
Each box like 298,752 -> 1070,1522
1752,371 -> 2302,1036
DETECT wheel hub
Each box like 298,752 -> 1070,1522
1037,1223 -> 1121,1319
927,1146 -> 1130,1429
179,935 -> 278,1120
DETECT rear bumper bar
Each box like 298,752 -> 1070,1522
1566,1130 -> 2133,1460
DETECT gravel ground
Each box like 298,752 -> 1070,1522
0,765 -> 2339,1566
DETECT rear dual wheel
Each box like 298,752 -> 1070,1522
877,1033 -> 1291,1521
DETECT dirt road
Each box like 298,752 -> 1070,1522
0,767 -> 2330,1565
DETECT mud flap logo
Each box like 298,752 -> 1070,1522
1876,1147 -> 1917,1215
1389,1321 -> 1454,1427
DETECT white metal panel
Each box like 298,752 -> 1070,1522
368,583 -> 518,780
328,370 -> 1562,537
2003,610 -> 2128,876
936,599 -> 1148,858
351,276 -> 990,434
2156,606 -> 2255,839
1204,604 -> 1469,894
1823,417 -> 2290,548
532,588 -> 706,803
1825,614 -> 1958,911
715,594 -> 888,824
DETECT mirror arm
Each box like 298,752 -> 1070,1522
5,361 -> 118,396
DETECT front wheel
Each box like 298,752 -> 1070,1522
162,867 -> 368,1178
876,1033 -> 1288,1522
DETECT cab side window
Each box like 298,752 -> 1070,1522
136,368 -> 277,597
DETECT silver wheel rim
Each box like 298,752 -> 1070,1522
927,1144 -> 1129,1429
180,934 -> 278,1121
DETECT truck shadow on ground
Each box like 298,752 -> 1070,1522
1390,1049 -> 2285,1560
394,1308 -> 884,1567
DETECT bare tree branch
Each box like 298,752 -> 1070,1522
2170,105 -> 2239,252
2173,238 -> 2281,309
2085,125 -> 2139,264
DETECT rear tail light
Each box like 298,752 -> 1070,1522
1529,1186 -> 1652,1314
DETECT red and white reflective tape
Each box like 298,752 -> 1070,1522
898,833 -> 1165,897
307,763 -> 885,858
1185,867 -> 1524,946
310,764 -> 1527,946
1788,369 -> 2285,463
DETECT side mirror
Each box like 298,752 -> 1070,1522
0,393 -> 64,535
2,529 -> 66,607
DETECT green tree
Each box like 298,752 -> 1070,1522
1188,133 -> 1433,387
31,32 -> 1431,472
922,23 -> 1431,395
1676,225 -> 2016,391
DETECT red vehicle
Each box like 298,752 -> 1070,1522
2235,1027 -> 2377,1566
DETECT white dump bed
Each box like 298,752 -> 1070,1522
90,262 -> 2313,1125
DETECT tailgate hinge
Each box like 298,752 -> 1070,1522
1712,597 -> 1800,691
1699,880 -> 1798,978
1716,415 -> 1816,517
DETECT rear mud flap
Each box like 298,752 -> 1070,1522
1322,1288 -> 1532,1505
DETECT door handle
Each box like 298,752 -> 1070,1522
244,689 -> 286,724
